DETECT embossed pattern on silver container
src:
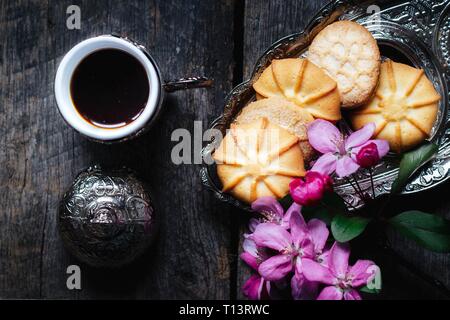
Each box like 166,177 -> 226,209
59,165 -> 157,267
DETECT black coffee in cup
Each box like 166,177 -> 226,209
70,49 -> 150,129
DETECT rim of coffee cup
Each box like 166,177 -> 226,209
55,35 -> 161,141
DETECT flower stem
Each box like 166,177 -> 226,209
341,198 -> 358,212
352,174 -> 365,198
369,168 -> 376,199
345,177 -> 365,201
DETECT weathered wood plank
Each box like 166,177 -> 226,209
0,0 -> 65,299
0,0 -> 236,299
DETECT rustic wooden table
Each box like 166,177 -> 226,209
0,0 -> 449,299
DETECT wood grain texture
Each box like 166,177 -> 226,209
0,0 -> 236,299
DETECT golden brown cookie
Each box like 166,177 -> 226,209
349,60 -> 440,153
213,118 -> 305,203
308,20 -> 380,108
253,58 -> 341,121
234,97 -> 315,162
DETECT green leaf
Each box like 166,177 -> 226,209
331,214 -> 371,242
391,143 -> 439,194
360,285 -> 381,294
389,211 -> 450,253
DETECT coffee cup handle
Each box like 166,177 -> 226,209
108,34 -> 214,93
163,77 -> 213,92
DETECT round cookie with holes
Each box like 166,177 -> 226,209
349,60 -> 440,153
308,20 -> 381,109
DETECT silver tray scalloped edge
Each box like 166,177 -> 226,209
201,0 -> 450,210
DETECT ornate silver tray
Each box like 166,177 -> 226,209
201,0 -> 450,210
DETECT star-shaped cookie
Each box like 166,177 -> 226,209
213,118 -> 305,203
350,60 -> 440,153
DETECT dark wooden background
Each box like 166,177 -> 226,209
0,0 -> 449,299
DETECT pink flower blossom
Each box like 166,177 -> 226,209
307,120 -> 389,178
307,219 -> 330,266
241,220 -> 273,300
240,242 -> 271,300
242,274 -> 271,300
355,142 -> 382,168
252,208 -> 314,282
242,197 -> 381,300
251,196 -> 294,229
289,171 -> 333,206
290,272 -> 319,300
290,218 -> 330,300
302,242 -> 377,300
251,204 -> 324,299
241,233 -> 269,271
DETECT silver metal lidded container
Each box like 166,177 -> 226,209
58,165 -> 157,268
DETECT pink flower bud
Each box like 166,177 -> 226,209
289,171 -> 333,206
356,142 -> 380,168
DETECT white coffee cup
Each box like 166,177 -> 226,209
55,35 -> 212,142
55,35 -> 163,142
